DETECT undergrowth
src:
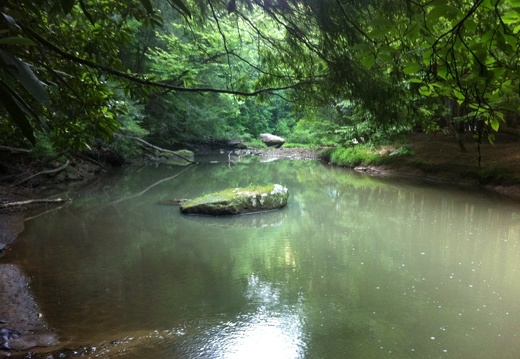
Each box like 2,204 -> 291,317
328,146 -> 387,167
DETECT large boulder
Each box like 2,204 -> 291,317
260,133 -> 285,148
180,184 -> 289,215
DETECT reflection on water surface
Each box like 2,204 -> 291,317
5,156 -> 520,358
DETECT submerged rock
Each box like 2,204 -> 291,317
158,198 -> 190,206
180,184 -> 289,215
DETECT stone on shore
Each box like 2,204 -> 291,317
180,184 -> 289,215
0,264 -> 58,351
260,133 -> 285,148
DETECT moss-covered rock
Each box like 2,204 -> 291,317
180,184 -> 289,215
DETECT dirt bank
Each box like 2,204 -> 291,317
367,132 -> 520,200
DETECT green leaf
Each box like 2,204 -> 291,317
368,28 -> 387,40
421,49 -> 433,65
139,0 -> 154,15
465,19 -> 477,33
0,49 -> 50,106
0,37 -> 38,46
437,65 -> 448,80
60,0 -> 76,13
419,85 -> 431,96
427,3 -> 460,25
0,81 -> 35,145
1,12 -> 19,29
361,54 -> 375,69
481,29 -> 495,44
481,0 -> 493,9
501,10 -> 520,25
453,89 -> 465,104
403,63 -> 422,75
166,0 -> 191,17
78,0 -> 95,24
490,117 -> 500,132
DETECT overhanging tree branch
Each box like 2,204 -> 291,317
21,23 -> 316,97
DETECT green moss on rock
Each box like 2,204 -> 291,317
180,184 -> 289,215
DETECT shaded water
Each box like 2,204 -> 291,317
5,156 -> 520,358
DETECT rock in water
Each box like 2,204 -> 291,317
260,133 -> 285,148
180,184 -> 289,215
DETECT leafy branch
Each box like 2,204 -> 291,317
21,22 -> 314,97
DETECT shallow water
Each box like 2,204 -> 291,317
5,156 -> 520,358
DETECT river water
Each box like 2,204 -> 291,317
5,155 -> 520,358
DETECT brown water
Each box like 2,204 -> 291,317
5,156 -> 520,358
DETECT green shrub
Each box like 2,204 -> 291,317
32,133 -> 58,159
329,146 -> 383,167
477,166 -> 518,185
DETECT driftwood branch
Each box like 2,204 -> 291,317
11,160 -> 70,187
115,134 -> 197,164
0,197 -> 70,209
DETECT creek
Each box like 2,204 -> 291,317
4,155 -> 520,358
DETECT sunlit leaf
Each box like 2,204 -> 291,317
490,118 -> 500,132
403,63 -> 422,75
501,10 -> 520,25
419,85 -> 431,96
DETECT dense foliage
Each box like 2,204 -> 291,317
1,0 -> 520,156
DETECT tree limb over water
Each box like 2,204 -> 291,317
114,134 -> 197,164
21,24 -> 315,97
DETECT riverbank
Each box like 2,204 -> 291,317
257,132 -> 520,200
362,132 -> 520,200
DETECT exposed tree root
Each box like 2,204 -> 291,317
0,146 -> 32,154
76,153 -> 107,170
11,160 -> 70,187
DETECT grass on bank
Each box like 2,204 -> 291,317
326,144 -> 520,186
327,145 -> 395,167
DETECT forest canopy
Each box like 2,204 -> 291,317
1,0 -> 520,154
